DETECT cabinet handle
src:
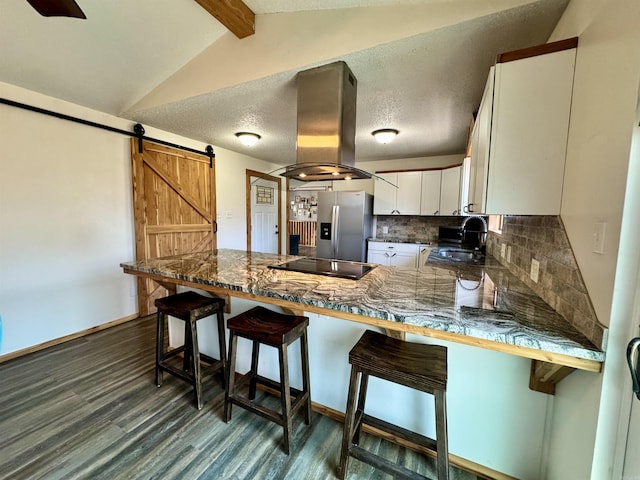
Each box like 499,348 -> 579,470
468,203 -> 475,213
452,209 -> 458,215
433,210 -> 439,215
387,246 -> 395,249
390,253 -> 397,257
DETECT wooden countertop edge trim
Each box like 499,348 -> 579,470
125,269 -> 602,373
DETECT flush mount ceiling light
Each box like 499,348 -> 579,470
235,132 -> 261,147
372,128 -> 399,144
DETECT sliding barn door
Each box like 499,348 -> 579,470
131,139 -> 217,315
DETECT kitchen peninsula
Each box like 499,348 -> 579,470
121,248 -> 604,478
121,249 -> 603,375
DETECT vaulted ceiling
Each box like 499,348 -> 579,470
0,0 -> 569,164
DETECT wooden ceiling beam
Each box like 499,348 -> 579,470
194,0 -> 255,39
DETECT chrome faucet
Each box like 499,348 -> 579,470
461,215 -> 487,250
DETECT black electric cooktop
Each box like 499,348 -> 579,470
268,257 -> 375,280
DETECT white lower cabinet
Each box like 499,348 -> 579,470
367,241 -> 420,268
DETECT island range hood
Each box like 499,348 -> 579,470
281,61 -> 372,181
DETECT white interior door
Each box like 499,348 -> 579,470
251,177 -> 278,253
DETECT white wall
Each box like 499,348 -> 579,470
545,1 -> 640,478
0,82 -> 279,356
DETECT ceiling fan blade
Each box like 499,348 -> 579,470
26,0 -> 86,19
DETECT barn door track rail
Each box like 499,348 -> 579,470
0,97 -> 215,167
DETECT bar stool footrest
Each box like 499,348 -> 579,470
158,355 -> 225,384
160,345 -> 187,361
227,394 -> 283,425
349,445 -> 432,480
357,413 -> 439,453
228,374 -> 310,423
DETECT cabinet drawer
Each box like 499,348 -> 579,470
368,242 -> 419,254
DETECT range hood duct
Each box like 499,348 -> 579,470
281,61 -> 372,181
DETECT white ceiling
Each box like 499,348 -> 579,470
0,0 -> 569,165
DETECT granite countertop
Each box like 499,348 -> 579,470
121,248 -> 604,364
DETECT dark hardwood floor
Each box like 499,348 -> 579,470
0,315 -> 479,480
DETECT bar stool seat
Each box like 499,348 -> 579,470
338,329 -> 449,480
154,291 -> 227,410
224,306 -> 312,454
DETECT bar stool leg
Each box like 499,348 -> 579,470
279,343 -> 292,454
216,309 -> 227,390
352,372 -> 369,445
249,340 -> 260,400
300,330 -> 312,425
188,315 -> 203,410
183,319 -> 191,372
225,331 -> 238,422
155,311 -> 165,387
435,389 -> 450,480
338,366 -> 360,480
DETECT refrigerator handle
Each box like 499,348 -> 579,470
627,337 -> 640,400
332,205 -> 340,257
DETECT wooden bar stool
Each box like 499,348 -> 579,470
338,329 -> 449,480
155,291 -> 227,410
224,306 -> 312,454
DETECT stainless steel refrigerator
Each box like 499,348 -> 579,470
316,191 -> 373,262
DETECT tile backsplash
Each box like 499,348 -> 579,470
375,216 -> 462,243
487,215 -> 606,350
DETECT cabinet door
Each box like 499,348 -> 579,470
388,251 -> 418,268
418,245 -> 431,268
373,173 -> 397,215
420,170 -> 442,215
486,48 -> 575,214
367,249 -> 390,265
440,166 -> 461,215
395,171 -> 422,215
468,67 -> 494,214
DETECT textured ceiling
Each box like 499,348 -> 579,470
0,0 -> 569,165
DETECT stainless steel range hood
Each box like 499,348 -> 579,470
281,61 -> 372,181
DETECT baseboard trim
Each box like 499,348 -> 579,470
0,313 -> 141,364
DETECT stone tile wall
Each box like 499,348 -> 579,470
487,215 -> 606,350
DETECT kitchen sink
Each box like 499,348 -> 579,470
436,248 -> 484,263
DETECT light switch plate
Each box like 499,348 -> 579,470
593,221 -> 606,254
530,258 -> 540,283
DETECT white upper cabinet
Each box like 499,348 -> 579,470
420,167 -> 462,216
466,67 -> 493,214
464,38 -> 577,215
373,172 -> 422,215
420,170 -> 442,215
440,166 -> 462,216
